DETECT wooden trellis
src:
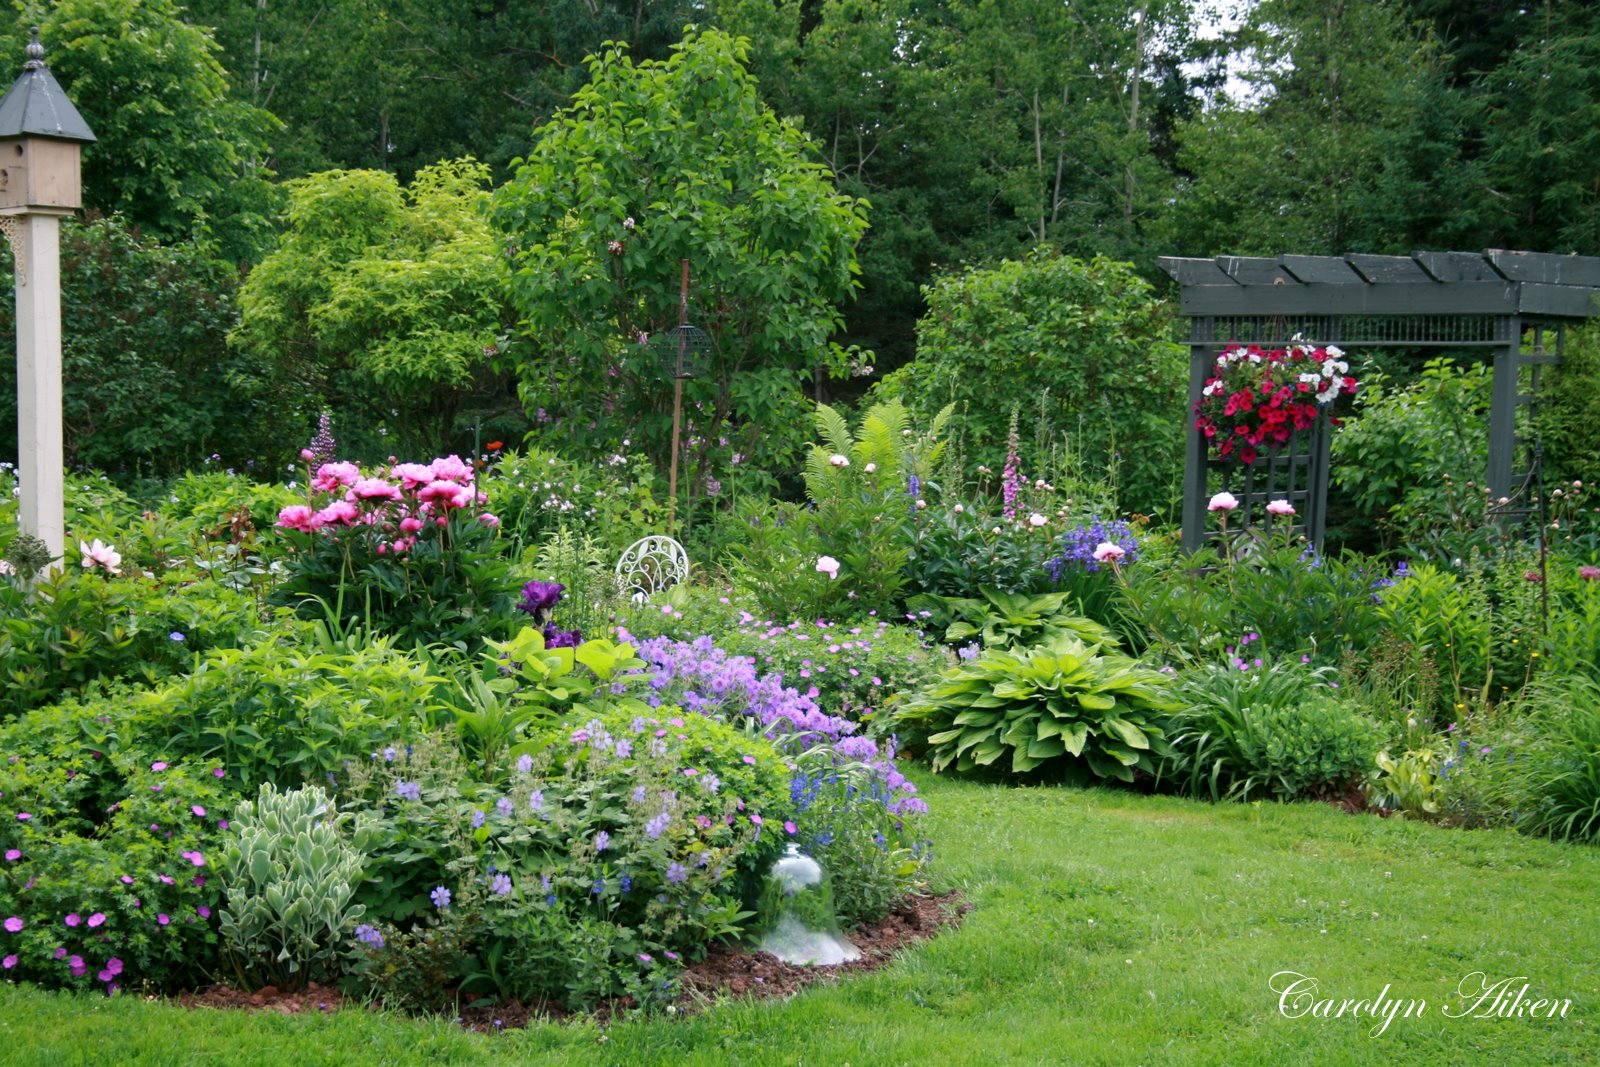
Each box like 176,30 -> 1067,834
1157,250 -> 1600,552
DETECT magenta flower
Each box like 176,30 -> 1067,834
4,916 -> 22,933
197,906 -> 211,919
348,477 -> 402,502
64,914 -> 80,927
180,851 -> 206,867
190,805 -> 206,817
87,913 -> 105,928
68,955 -> 86,977
211,768 -> 225,778
157,914 -> 170,926
119,875 -> 134,885
275,504 -> 317,532
784,820 -> 798,834
150,761 -> 168,772
2,954 -> 15,969
15,813 -> 30,821
3,849 -> 18,861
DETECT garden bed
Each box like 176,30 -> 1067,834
171,890 -> 968,1032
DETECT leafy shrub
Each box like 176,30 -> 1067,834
1122,536 -> 1386,667
0,569 -> 267,719
1503,678 -> 1600,843
267,454 -> 516,650
217,782 -> 378,990
162,471 -> 303,541
896,634 -> 1178,780
482,448 -> 667,558
882,250 -> 1186,515
1,758 -> 229,993
911,587 -> 1120,653
1366,748 -> 1449,819
1169,663 -> 1386,801
901,499 -> 1068,599
343,709 -> 794,1010
131,631 -> 443,791
1330,358 -> 1491,547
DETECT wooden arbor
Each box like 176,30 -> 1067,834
1157,250 -> 1600,552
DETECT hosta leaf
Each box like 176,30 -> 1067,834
1062,723 -> 1089,756
1026,736 -> 1065,759
972,740 -> 1005,765
951,710 -> 999,727
1011,747 -> 1041,773
927,728 -> 966,745
1104,717 -> 1150,750
1077,692 -> 1116,711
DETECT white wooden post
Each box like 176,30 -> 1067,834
11,210 -> 65,563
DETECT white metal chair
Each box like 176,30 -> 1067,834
614,535 -> 689,601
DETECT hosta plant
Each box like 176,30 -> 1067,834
216,782 -> 379,990
911,587 -> 1119,651
896,633 -> 1178,780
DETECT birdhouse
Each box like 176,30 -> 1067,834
0,29 -> 95,214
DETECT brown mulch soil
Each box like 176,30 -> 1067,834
173,890 -> 968,1033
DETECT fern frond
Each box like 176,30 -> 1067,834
812,402 -> 854,458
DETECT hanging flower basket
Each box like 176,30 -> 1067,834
1193,341 -> 1358,464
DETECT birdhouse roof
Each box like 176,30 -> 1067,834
0,34 -> 96,144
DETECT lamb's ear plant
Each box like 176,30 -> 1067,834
216,782 -> 378,991
896,633 -> 1177,780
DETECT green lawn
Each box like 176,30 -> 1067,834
5,773 -> 1596,1066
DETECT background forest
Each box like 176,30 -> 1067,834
2,0 -> 1599,515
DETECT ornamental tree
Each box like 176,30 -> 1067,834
491,28 -> 870,507
230,160 -> 515,456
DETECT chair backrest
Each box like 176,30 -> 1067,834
614,535 -> 689,600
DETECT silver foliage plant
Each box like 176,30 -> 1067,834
216,782 -> 377,990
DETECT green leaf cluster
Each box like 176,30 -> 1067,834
897,634 -> 1177,779
912,587 -> 1120,652
217,782 -> 379,990
492,28 -> 869,490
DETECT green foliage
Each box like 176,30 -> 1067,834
217,783 -> 378,990
911,588 -> 1120,652
1366,748 -> 1448,819
2,2 -> 280,253
897,634 -> 1177,780
0,217 -> 274,479
1168,661 -> 1386,802
482,448 -> 666,559
341,709 -> 793,1010
884,251 -> 1185,515
492,28 -> 870,500
1505,678 -> 1600,843
1121,536 -> 1386,667
0,569 -> 267,720
1330,359 -> 1492,546
231,161 -> 514,455
131,632 -> 443,792
0,756 -> 229,993
1537,321 -> 1600,491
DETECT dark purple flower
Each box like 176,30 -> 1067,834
516,581 -> 565,618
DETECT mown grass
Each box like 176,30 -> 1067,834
4,772 -> 1596,1066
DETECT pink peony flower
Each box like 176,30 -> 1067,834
347,477 -> 403,502
312,500 -> 359,526
1208,491 -> 1239,512
79,539 -> 122,576
275,504 -> 317,532
1266,499 -> 1296,516
388,462 -> 435,488
310,461 -> 361,493
1580,565 -> 1600,582
1092,542 -> 1127,564
429,455 -> 474,483
816,556 -> 841,580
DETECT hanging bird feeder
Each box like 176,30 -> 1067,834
648,260 -> 715,526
